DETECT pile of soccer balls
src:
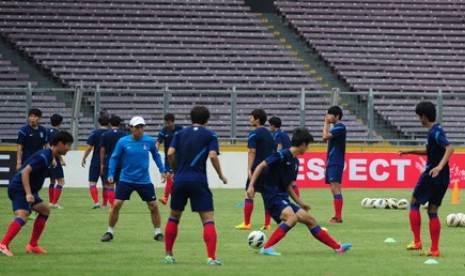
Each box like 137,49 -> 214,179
361,198 -> 409,210
446,213 -> 465,227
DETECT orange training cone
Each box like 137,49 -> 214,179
451,180 -> 460,204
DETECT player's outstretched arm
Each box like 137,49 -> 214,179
209,151 -> 227,184
397,149 -> 427,156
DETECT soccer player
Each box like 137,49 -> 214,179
81,115 -> 109,209
47,114 -> 66,209
100,115 -> 127,208
0,131 -> 74,257
100,116 -> 166,242
322,106 -> 346,224
269,116 -> 300,196
156,113 -> 183,205
398,101 -> 454,257
164,105 -> 227,265
247,128 -> 351,256
235,109 -> 274,231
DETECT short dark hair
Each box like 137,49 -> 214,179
415,101 -> 436,122
251,109 -> 267,125
28,108 -> 42,117
164,113 -> 175,122
291,127 -> 314,147
98,115 -> 110,126
50,131 -> 74,146
109,115 -> 121,127
190,105 -> 210,125
268,116 -> 282,128
50,114 -> 63,127
327,106 -> 343,120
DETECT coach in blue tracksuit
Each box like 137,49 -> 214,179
101,116 -> 166,243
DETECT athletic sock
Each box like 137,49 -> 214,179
48,183 -> 55,204
263,223 -> 291,249
102,187 -> 108,206
244,199 -> 254,225
165,217 -> 179,254
52,184 -> 63,205
293,184 -> 300,197
107,227 -> 114,234
164,178 -> 173,198
409,204 -> 421,244
154,228 -> 161,236
107,188 -> 115,206
29,214 -> 48,247
89,185 -> 99,204
334,194 -> 343,220
1,217 -> 26,246
264,208 -> 271,226
203,221 -> 217,260
310,225 -> 340,249
429,213 -> 440,251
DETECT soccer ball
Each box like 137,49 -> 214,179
397,199 -> 409,210
361,198 -> 373,208
446,214 -> 461,227
460,215 -> 465,227
248,230 -> 266,249
387,198 -> 399,209
373,198 -> 387,209
455,213 -> 464,224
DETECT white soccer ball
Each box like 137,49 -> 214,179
387,198 -> 399,209
446,214 -> 461,227
455,213 -> 464,224
361,198 -> 373,208
460,215 -> 465,227
248,230 -> 267,249
373,198 -> 387,209
397,199 -> 409,210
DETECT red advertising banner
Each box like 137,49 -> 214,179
295,152 -> 465,188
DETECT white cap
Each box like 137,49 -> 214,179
129,116 -> 146,126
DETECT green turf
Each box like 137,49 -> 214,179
1,187 -> 464,275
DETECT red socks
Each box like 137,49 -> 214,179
244,199 -> 254,225
52,184 -> 63,205
409,205 -> 421,244
1,218 -> 25,246
164,178 -> 173,198
90,185 -> 99,204
263,223 -> 290,249
264,208 -> 271,226
165,217 -> 179,254
333,194 -> 343,220
203,221 -> 217,259
429,213 -> 440,251
48,184 -> 55,204
29,214 -> 48,247
310,225 -> 340,249
107,187 -> 115,207
102,188 -> 108,207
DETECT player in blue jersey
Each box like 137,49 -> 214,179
322,106 -> 346,224
0,131 -> 74,257
47,114 -> 66,209
247,128 -> 351,256
99,115 -> 127,209
101,116 -> 166,242
235,109 -> 275,231
156,113 -> 183,205
81,115 -> 109,209
269,116 -> 300,196
16,108 -> 48,171
398,102 -> 454,257
164,106 -> 227,265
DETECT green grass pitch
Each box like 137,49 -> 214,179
1,187 -> 464,275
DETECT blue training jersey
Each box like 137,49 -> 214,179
86,128 -> 107,166
157,125 -> 183,155
100,129 -> 127,167
326,122 -> 346,167
273,129 -> 291,150
17,124 -> 48,163
247,127 -> 274,171
9,148 -> 53,193
425,123 -> 450,173
262,149 -> 299,198
47,128 -> 59,144
109,134 -> 164,184
170,126 -> 219,183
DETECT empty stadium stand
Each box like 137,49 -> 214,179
0,54 -> 36,87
